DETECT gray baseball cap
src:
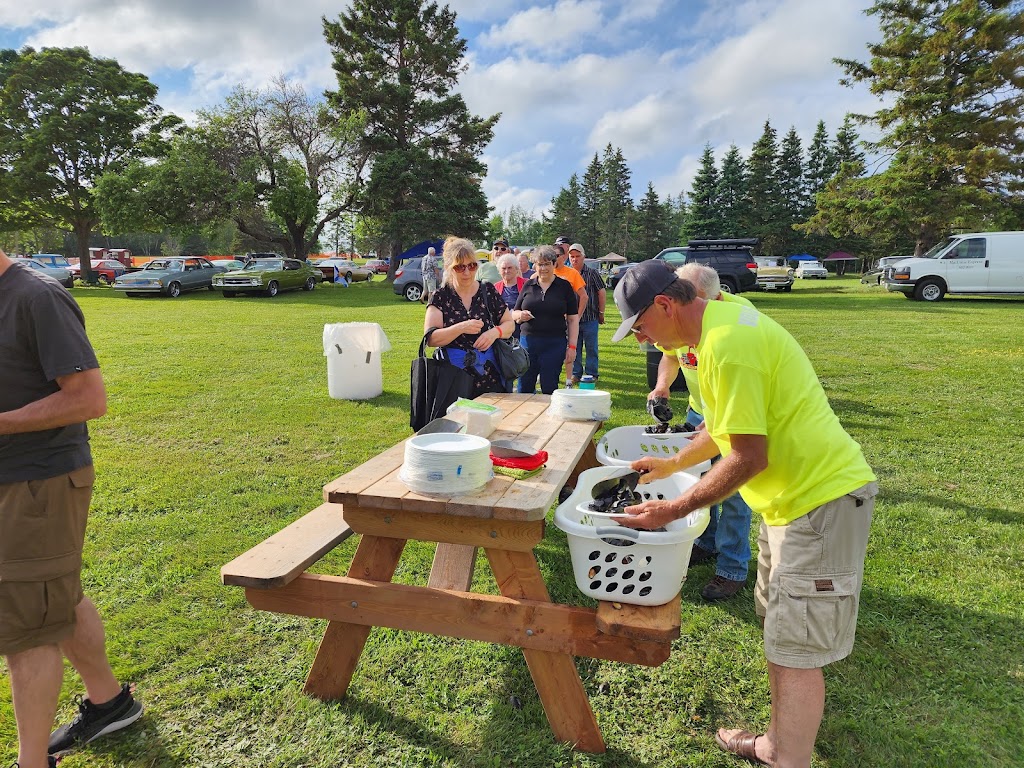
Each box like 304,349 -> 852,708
611,260 -> 679,342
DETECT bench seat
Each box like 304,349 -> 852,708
221,503 -> 353,589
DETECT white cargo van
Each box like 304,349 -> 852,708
884,231 -> 1024,301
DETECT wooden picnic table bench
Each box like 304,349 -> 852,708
221,393 -> 681,753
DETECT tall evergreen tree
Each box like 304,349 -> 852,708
817,0 -> 1024,254
741,121 -> 786,254
323,0 -> 498,271
682,144 -> 722,240
578,154 -> 603,256
716,145 -> 747,238
544,174 -> 584,244
804,119 -> 837,205
633,182 -> 670,260
777,127 -> 806,254
832,114 -> 865,171
599,144 -> 633,257
664,193 -> 687,245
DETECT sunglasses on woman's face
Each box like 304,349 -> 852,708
453,262 -> 479,273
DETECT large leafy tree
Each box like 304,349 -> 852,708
97,78 -> 365,260
816,0 -> 1024,254
0,46 -> 177,282
323,0 -> 498,272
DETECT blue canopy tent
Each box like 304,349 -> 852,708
786,253 -> 817,268
397,239 -> 444,264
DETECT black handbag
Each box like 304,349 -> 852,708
492,336 -> 530,381
409,328 -> 476,431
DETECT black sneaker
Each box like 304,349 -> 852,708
48,684 -> 143,756
701,575 -> 746,601
8,759 -> 57,767
688,545 -> 717,567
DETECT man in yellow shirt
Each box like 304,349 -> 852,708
611,260 -> 876,768
649,263 -> 755,601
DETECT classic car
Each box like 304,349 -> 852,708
113,257 -> 226,297
313,258 -> 374,283
211,258 -> 318,297
30,253 -> 73,270
17,258 -> 75,288
210,258 -> 248,272
364,258 -> 390,274
795,260 -> 828,279
68,259 -> 127,284
754,257 -> 794,291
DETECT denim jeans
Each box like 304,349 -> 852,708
571,320 -> 600,380
687,408 -> 753,581
518,334 -> 566,395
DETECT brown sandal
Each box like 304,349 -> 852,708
715,729 -> 772,766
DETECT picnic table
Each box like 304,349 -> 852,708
221,393 -> 681,753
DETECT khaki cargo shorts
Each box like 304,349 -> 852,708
755,482 -> 877,669
0,465 -> 93,655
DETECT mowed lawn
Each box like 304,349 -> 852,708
1,277 -> 1022,768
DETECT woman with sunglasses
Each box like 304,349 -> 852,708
425,237 -> 515,396
513,245 -> 579,395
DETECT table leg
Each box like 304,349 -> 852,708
428,543 -> 478,591
486,548 -> 605,753
304,534 -> 406,700
566,439 -> 600,490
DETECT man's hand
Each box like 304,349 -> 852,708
612,498 -> 685,530
647,385 -> 670,401
630,456 -> 676,483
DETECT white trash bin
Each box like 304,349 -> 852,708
323,322 -> 391,400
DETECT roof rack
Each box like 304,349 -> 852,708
686,238 -> 760,249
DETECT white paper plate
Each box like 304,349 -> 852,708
406,433 -> 491,454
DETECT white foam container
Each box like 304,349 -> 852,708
554,466 -> 709,606
548,389 -> 612,421
596,425 -> 711,478
399,433 -> 493,496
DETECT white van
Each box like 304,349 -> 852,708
884,231 -> 1024,301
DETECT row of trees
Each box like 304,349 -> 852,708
3,1 -> 1022,274
0,0 -> 495,281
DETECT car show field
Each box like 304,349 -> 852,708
0,277 -> 1020,768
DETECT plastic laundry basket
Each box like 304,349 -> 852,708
323,322 -> 391,400
554,466 -> 709,606
596,425 -> 711,478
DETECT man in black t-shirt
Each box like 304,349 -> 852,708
0,249 -> 142,766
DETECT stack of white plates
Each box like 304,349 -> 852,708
398,433 -> 493,496
549,389 -> 612,421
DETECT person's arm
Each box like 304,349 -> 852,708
0,368 -> 106,435
575,286 -> 588,319
424,305 -> 483,347
474,307 -> 514,351
596,286 -> 606,324
629,426 -> 720,480
649,351 -> 680,400
617,433 -> 767,530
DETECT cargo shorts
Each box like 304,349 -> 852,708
755,482 -> 877,669
0,465 -> 93,655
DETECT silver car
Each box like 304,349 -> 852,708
18,258 -> 74,289
113,257 -> 225,297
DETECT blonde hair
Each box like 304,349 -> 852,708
441,236 -> 477,287
675,262 -> 721,300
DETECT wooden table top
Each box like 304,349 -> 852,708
324,393 -> 601,521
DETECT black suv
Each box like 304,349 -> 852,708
653,238 -> 759,294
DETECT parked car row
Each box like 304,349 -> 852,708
311,258 -> 374,283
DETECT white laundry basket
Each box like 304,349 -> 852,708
596,425 -> 711,478
554,466 -> 709,606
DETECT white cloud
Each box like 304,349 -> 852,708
483,178 -> 551,216
479,0 -> 605,51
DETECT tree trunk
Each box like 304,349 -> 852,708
73,219 -> 96,284
386,240 -> 403,281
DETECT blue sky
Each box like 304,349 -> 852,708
1,0 -> 882,217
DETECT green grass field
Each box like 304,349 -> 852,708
2,277 -> 1022,768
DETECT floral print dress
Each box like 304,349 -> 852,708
429,282 -> 507,396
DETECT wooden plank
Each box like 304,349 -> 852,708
303,535 -> 406,700
427,544 -> 477,591
343,505 -> 544,551
566,439 -> 601,489
221,503 -> 353,589
322,441 -> 407,502
486,548 -> 606,753
491,419 -> 601,521
246,573 -> 671,667
595,596 -> 681,643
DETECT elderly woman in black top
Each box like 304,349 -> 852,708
513,245 -> 579,394
425,236 -> 515,396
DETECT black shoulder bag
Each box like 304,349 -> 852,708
409,327 -> 476,431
